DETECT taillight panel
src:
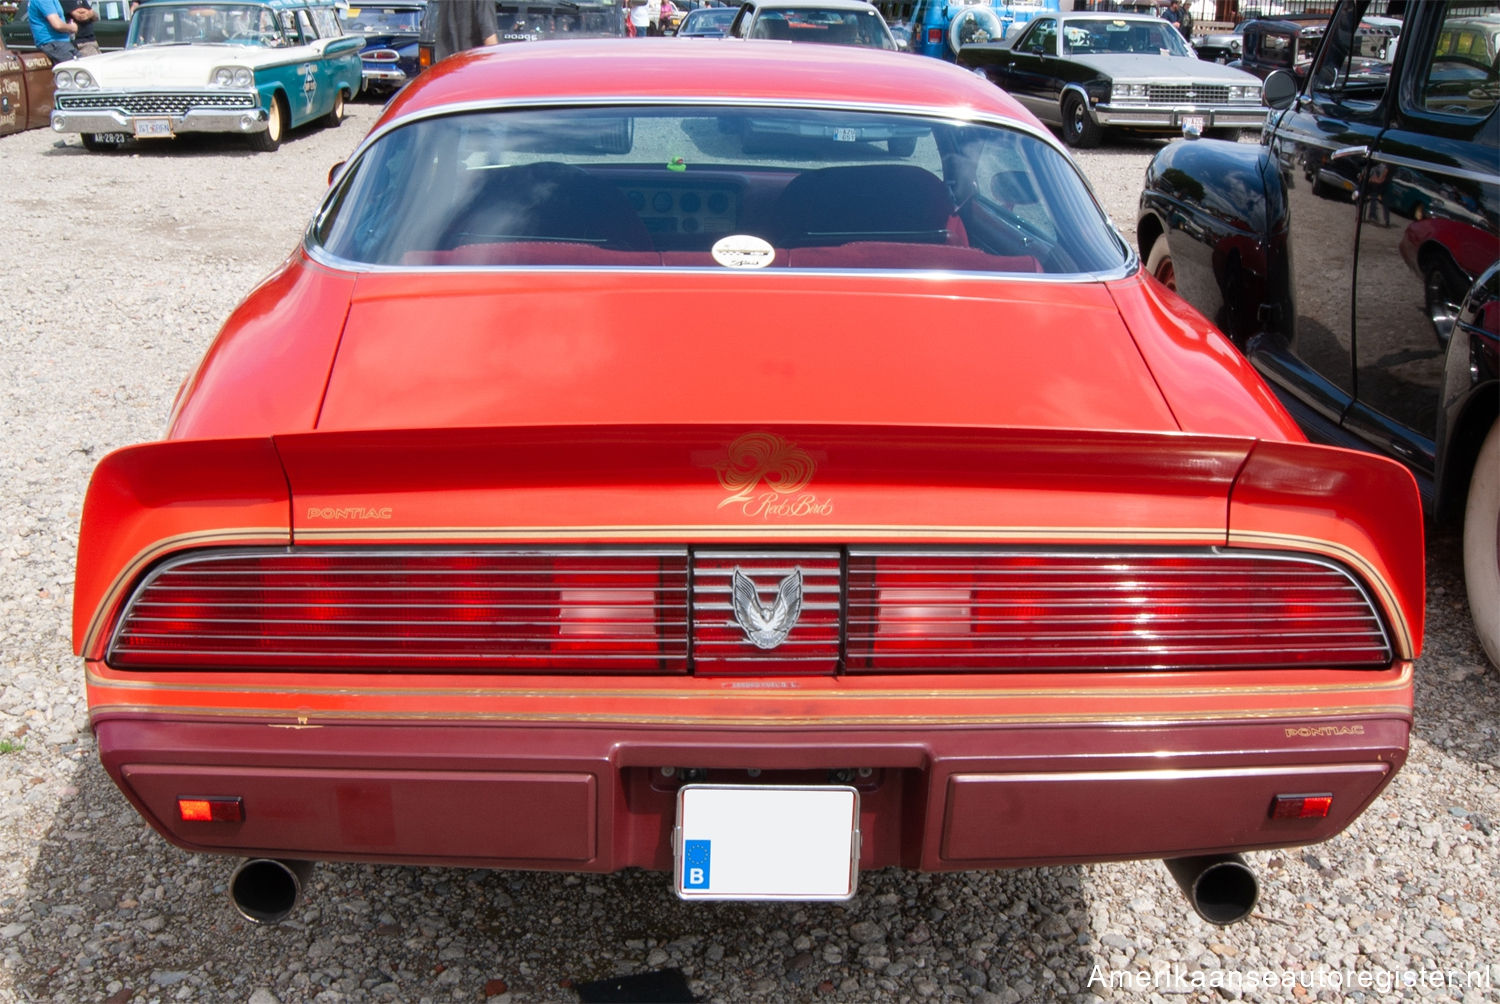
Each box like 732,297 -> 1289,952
105,546 -> 1393,673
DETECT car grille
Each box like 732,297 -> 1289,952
1147,84 -> 1232,104
56,92 -> 257,115
106,546 -> 1394,673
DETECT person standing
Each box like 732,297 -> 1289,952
1162,0 -> 1187,38
63,0 -> 101,58
27,0 -> 80,64
432,0 -> 499,62
628,0 -> 649,37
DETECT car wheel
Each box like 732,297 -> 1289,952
1062,94 -> 1101,149
249,94 -> 285,152
322,87 -> 345,129
80,132 -> 126,152
1464,419 -> 1500,667
887,135 -> 917,157
1145,233 -> 1176,291
1413,203 -> 1427,221
1423,255 -> 1468,344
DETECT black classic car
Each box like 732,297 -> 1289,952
1138,0 -> 1500,664
1,0 -> 132,50
1233,13 -> 1394,85
958,11 -> 1265,148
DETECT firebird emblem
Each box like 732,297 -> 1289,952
715,432 -> 815,508
731,567 -> 803,650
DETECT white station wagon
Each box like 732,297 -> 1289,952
50,0 -> 362,152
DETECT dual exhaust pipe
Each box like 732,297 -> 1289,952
226,854 -> 1259,926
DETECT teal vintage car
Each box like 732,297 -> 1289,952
49,0 -> 362,152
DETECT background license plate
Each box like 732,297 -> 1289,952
675,785 -> 859,901
133,118 -> 172,138
1181,114 -> 1205,133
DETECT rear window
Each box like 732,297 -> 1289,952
314,105 -> 1128,276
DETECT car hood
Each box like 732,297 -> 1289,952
313,270 -> 1181,433
1069,53 -> 1260,83
77,44 -> 298,86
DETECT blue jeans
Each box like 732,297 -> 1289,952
39,39 -> 78,64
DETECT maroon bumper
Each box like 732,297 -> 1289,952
96,714 -> 1408,873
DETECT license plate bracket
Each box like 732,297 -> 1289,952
673,784 -> 860,901
1181,114 -> 1206,135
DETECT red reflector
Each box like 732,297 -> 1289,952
178,797 -> 244,823
1271,793 -> 1333,819
927,28 -> 942,42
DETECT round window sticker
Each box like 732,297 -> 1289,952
712,235 -> 776,270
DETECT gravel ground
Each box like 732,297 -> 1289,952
0,101 -> 1497,1004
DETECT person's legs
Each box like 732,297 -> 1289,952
40,39 -> 78,63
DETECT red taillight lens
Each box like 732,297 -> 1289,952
1271,793 -> 1334,819
845,550 -> 1391,672
927,27 -> 942,43
109,549 -> 690,673
178,797 -> 243,823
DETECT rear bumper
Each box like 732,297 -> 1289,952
96,707 -> 1409,873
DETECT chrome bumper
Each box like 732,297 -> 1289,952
362,67 -> 407,86
1092,104 -> 1266,129
51,106 -> 269,136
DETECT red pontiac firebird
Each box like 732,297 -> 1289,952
75,39 -> 1424,926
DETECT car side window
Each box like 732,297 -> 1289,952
1307,3 -> 1391,114
1416,1 -> 1500,120
1021,18 -> 1054,55
313,8 -> 342,37
297,10 -> 319,39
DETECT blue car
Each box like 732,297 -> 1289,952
903,0 -> 1056,61
337,0 -> 425,97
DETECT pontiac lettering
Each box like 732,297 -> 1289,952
306,506 -> 394,520
1285,725 -> 1367,738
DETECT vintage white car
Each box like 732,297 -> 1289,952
49,0 -> 362,152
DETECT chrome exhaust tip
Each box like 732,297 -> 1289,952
229,858 -> 314,925
1163,854 -> 1259,925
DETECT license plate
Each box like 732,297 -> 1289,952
133,117 -> 172,138
833,128 -> 857,142
1181,114 -> 1205,135
674,785 -> 860,901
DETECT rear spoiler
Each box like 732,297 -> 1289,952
75,425 -> 1423,659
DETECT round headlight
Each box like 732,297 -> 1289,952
213,67 -> 235,86
54,72 -> 74,90
72,69 -> 96,89
233,67 -> 253,87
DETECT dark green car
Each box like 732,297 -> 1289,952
1,0 -> 133,51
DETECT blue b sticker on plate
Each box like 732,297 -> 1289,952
683,839 -> 712,889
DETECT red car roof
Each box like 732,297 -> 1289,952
380,38 -> 1039,130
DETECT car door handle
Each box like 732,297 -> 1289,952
1330,145 -> 1370,161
